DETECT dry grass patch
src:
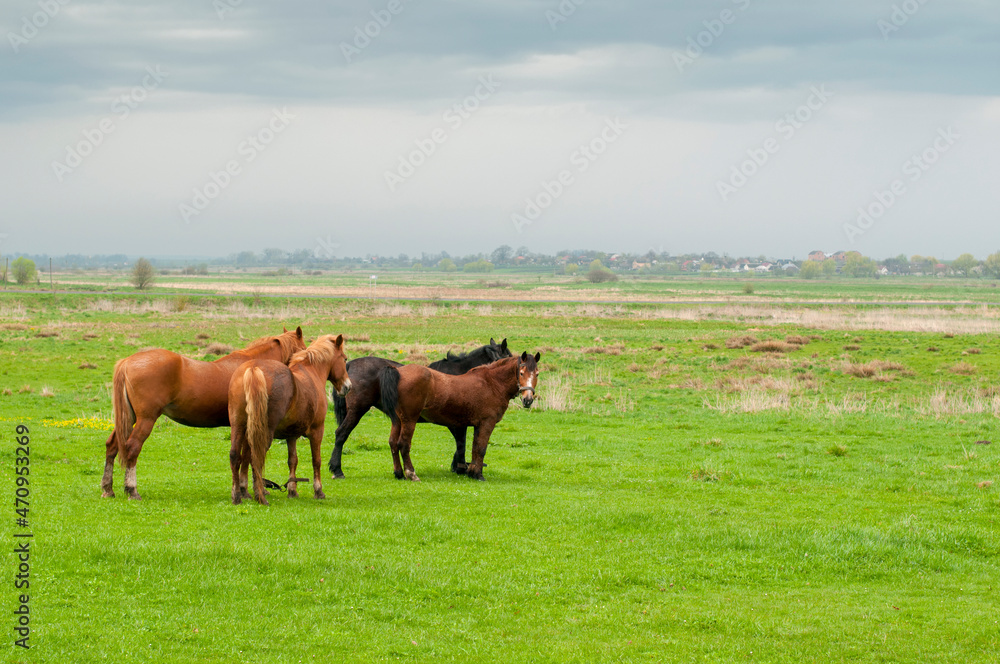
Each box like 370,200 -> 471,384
705,391 -> 791,414
920,390 -> 1000,418
627,363 -> 642,373
841,360 -> 910,378
701,343 -> 719,351
962,348 -> 981,355
540,375 -> 575,412
35,330 -> 59,338
927,346 -> 940,352
195,332 -> 211,340
78,362 -> 98,370
785,335 -> 810,345
584,345 -> 624,356
203,342 -> 235,356
749,340 -> 798,353
725,334 -> 758,349
18,385 -> 32,394
40,386 -> 55,398
949,361 -> 978,376
977,481 -> 993,490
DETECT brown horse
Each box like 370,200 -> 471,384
228,334 -> 351,505
378,351 -> 540,481
103,327 -> 306,500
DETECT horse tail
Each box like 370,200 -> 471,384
378,366 -> 401,425
333,389 -> 348,426
243,367 -> 270,478
112,359 -> 135,468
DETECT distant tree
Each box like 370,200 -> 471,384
131,258 -> 156,290
821,258 -> 837,278
699,262 -> 714,272
564,263 -> 579,276
11,257 -> 36,285
952,253 -> 978,276
412,262 -> 423,271
438,258 -> 456,272
984,252 -> 1000,278
800,261 -> 822,279
515,246 -> 531,259
843,253 -> 877,278
235,251 -> 257,267
587,259 -> 618,283
463,259 -> 495,273
263,248 -> 286,264
491,245 -> 513,265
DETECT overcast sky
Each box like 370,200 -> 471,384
1,0 -> 997,260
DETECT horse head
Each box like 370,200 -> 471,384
516,351 -> 541,408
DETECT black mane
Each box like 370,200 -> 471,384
429,338 -> 510,375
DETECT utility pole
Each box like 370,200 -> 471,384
50,257 -> 53,292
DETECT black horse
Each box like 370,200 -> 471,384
328,338 -> 512,478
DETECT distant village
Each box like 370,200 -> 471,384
7,247 -> 996,279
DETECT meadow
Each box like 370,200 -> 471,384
1,283 -> 999,663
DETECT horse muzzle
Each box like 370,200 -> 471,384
519,388 -> 535,409
337,378 -> 352,397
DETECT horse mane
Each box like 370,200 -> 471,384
244,331 -> 300,362
289,335 -> 341,368
465,356 -> 518,377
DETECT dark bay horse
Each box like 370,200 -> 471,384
378,351 -> 540,481
328,338 -> 511,478
228,334 -> 351,505
104,327 -> 305,500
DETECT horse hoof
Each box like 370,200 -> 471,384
394,471 -> 405,480
332,472 -> 345,480
232,496 -> 242,505
288,490 -> 299,499
314,490 -> 326,499
404,471 -> 420,482
101,490 -> 115,498
127,492 -> 142,501
452,464 -> 468,475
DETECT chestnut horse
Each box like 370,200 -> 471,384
378,352 -> 540,481
103,327 -> 305,500
328,338 -> 511,479
228,334 -> 351,505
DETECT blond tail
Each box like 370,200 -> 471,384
112,359 -> 135,468
244,367 -> 270,479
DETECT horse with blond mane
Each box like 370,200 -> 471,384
228,334 -> 351,505
103,327 -> 306,500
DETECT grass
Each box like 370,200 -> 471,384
2,286 -> 999,662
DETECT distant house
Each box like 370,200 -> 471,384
632,261 -> 651,271
807,250 -> 826,262
832,251 -> 848,263
782,263 -> 800,272
754,263 -> 772,273
878,266 -> 889,276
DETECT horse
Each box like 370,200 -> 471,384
378,351 -> 540,482
228,334 -> 351,505
327,338 -> 512,479
103,327 -> 305,500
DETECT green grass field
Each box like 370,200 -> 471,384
2,286 -> 999,663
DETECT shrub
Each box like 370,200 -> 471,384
749,340 -> 797,353
131,258 -> 156,290
11,257 -> 36,285
725,335 -> 758,349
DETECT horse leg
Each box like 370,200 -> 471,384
250,443 -> 269,507
308,426 -> 326,499
101,430 -> 117,497
466,422 -> 495,481
286,438 -> 300,498
122,417 -> 156,500
240,444 -> 252,500
450,426 -> 469,475
388,421 -> 405,480
229,429 -> 245,505
328,406 -> 363,479
400,422 -> 419,482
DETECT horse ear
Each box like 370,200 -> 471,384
283,327 -> 288,333
520,351 -> 528,361
490,337 -> 496,345
501,338 -> 508,350
295,326 -> 303,339
334,334 -> 344,348
534,352 -> 541,362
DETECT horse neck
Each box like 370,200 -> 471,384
480,357 -> 519,400
223,341 -> 285,366
290,359 -> 330,390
